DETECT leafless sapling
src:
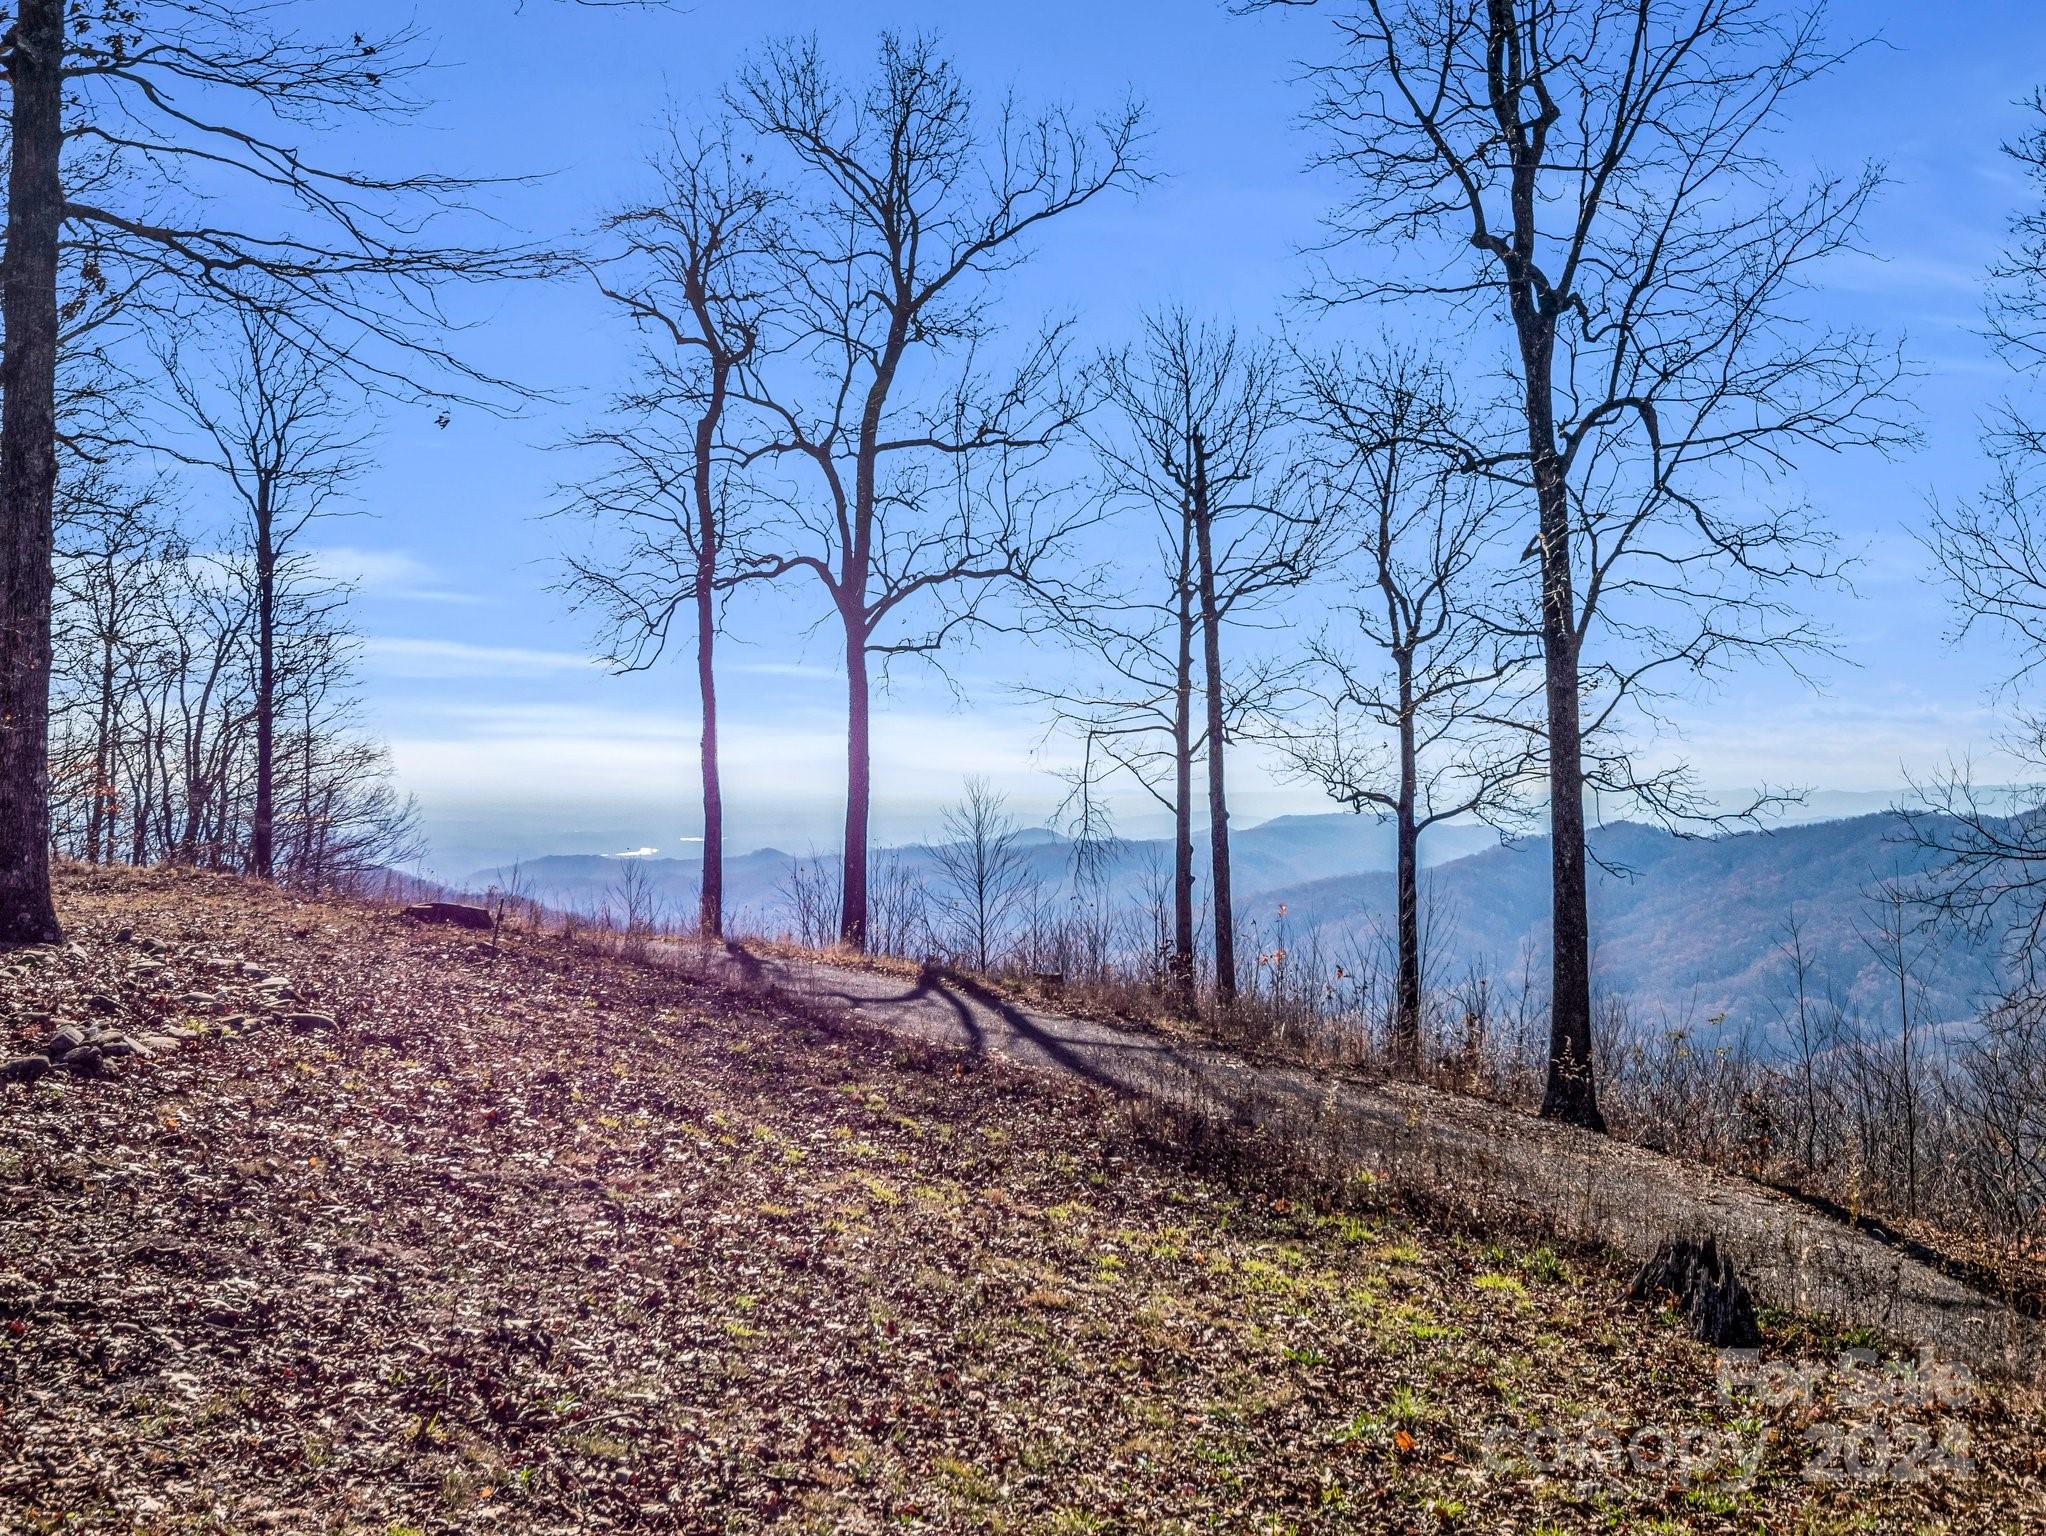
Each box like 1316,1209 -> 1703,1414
153,310 -> 370,880
927,776 -> 1037,973
1283,344 -> 1534,1071
559,125 -> 778,941
1084,310 -> 1334,1011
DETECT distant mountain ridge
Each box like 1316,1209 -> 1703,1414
466,811 -> 1505,932
470,809 -> 2015,1041
1253,813 -> 2004,1039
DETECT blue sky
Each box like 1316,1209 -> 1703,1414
243,0 -> 2046,877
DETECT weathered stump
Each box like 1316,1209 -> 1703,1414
1627,1232 -> 1761,1348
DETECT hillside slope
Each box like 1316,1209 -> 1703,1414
1,866 -> 2037,1531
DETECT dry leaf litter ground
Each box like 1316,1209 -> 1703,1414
2,864 -> 2042,1534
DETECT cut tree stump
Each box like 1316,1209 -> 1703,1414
1627,1232 -> 1762,1348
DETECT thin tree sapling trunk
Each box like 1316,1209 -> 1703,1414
1170,559 -> 1197,1014
1191,431 -> 1237,1011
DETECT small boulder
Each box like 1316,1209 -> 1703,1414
402,901 -> 493,931
284,1012 -> 338,1033
41,1024 -> 88,1059
97,1036 -> 139,1059
1627,1232 -> 1761,1348
85,991 -> 122,1015
137,1035 -> 182,1056
2,1056 -> 50,1086
58,1045 -> 106,1078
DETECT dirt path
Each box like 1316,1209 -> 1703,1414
662,940 -> 2046,1380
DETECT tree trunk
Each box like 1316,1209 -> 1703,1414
88,636 -> 115,864
1392,669 -> 1422,1075
130,700 -> 154,866
1190,433 -> 1236,1012
1488,0 -> 1602,1131
251,503 -> 276,880
693,390 -> 723,941
696,563 -> 723,941
839,608 -> 870,950
842,322 -> 903,955
1168,562 -> 1197,1016
0,0 -> 67,944
1531,429 -> 1603,1131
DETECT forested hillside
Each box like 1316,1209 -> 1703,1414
1259,815 -> 2004,1040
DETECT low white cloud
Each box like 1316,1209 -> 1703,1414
384,698 -> 1081,823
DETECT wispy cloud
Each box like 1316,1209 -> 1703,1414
310,545 -> 484,606
729,659 -> 841,681
364,637 -> 598,679
1822,247 -> 1994,299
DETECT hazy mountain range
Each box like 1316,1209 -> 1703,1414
1254,814 -> 2002,1038
470,809 -> 2013,1040
468,812 -> 1504,931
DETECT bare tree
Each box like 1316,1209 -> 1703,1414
1954,990 -> 2046,1248
1859,873 -> 1937,1218
1257,0 -> 1911,1126
727,32 -> 1147,950
1032,497 -> 1205,1012
1915,90 -> 2046,975
0,0 -> 70,940
49,472 -> 180,865
928,776 -> 1037,972
1770,908 -> 1842,1175
1284,344 -> 1533,1070
157,550 -> 256,866
1085,310 -> 1332,1011
0,0 -> 600,941
486,862 -> 533,951
560,125 -> 778,941
153,310 -> 369,880
48,508 -> 414,887
263,598 -> 421,891
611,860 -> 663,962
1026,505 -> 1298,1016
